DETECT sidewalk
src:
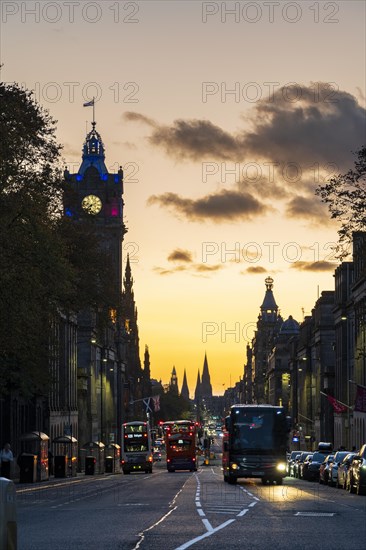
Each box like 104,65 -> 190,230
15,470 -> 122,491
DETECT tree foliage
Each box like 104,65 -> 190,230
0,82 -> 118,397
153,386 -> 192,421
316,146 -> 366,257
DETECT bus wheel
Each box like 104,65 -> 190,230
261,477 -> 267,485
228,476 -> 237,485
124,471 -> 130,475
275,477 -> 283,485
224,475 -> 228,482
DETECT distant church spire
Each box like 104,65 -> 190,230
194,370 -> 201,402
144,345 -> 151,379
201,353 -> 212,398
170,366 -> 178,395
180,369 -> 190,401
124,254 -> 134,297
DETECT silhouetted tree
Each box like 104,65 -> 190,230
0,82 -> 118,397
316,146 -> 366,258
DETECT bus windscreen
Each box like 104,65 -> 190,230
231,408 -> 287,452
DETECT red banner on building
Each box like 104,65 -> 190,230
354,385 -> 366,413
326,394 -> 348,413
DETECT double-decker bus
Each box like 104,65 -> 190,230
121,421 -> 153,474
222,404 -> 289,485
165,420 -> 198,472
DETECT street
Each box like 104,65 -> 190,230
16,446 -> 366,550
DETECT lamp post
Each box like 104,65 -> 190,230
101,350 -> 107,443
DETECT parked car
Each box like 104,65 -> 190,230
301,453 -> 317,480
319,454 -> 334,484
302,451 -> 328,481
337,453 -> 356,489
293,451 -> 310,479
328,451 -> 350,486
287,451 -> 301,476
348,444 -> 366,495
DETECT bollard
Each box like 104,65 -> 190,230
0,477 -> 17,549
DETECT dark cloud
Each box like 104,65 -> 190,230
150,119 -> 242,161
242,266 -> 268,274
147,189 -> 270,222
195,264 -> 223,273
291,261 -> 337,272
153,263 -> 223,276
124,112 -> 157,127
153,265 -> 187,276
285,195 -> 335,226
126,84 -> 365,170
243,84 -> 365,170
167,249 -> 193,263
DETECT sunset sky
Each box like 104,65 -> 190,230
2,1 -> 365,396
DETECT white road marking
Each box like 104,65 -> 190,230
175,519 -> 236,550
202,519 -> 213,532
237,509 -> 249,517
295,512 -> 335,517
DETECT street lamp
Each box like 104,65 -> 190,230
101,351 -> 107,443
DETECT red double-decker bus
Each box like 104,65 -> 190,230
165,420 -> 198,472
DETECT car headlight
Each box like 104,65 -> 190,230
276,462 -> 286,472
230,463 -> 238,470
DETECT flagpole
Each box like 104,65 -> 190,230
349,379 -> 366,389
93,97 -> 95,126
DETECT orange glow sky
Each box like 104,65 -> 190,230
2,1 -> 365,396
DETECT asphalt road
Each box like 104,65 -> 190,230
16,452 -> 366,550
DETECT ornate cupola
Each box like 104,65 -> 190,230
260,276 -> 279,322
79,122 -> 108,176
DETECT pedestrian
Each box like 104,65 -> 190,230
0,443 -> 14,479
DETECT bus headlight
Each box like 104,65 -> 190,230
276,462 -> 286,472
230,463 -> 238,470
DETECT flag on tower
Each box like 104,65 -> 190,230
83,99 -> 95,107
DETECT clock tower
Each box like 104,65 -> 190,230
63,120 -> 127,447
64,121 -> 126,291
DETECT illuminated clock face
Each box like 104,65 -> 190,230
81,194 -> 102,214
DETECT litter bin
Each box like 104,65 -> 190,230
105,456 -> 114,473
54,455 -> 68,478
18,453 -> 37,483
85,456 -> 96,475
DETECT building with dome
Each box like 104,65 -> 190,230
267,315 -> 300,409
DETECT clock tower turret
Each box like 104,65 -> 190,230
64,120 -> 126,291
